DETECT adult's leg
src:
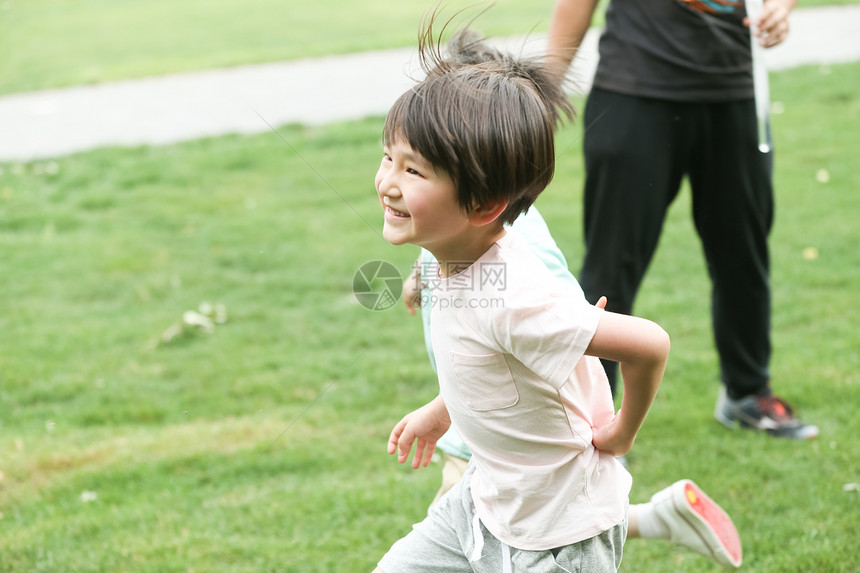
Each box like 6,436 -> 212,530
579,88 -> 688,394
688,99 -> 773,399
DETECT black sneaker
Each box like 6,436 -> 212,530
715,387 -> 819,440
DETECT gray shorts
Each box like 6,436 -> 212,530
378,464 -> 627,573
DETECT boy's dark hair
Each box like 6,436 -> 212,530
382,11 -> 575,225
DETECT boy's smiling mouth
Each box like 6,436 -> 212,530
385,204 -> 410,218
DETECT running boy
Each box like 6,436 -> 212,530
373,15 -> 669,572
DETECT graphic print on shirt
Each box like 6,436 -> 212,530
677,0 -> 742,15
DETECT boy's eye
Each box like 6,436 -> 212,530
406,168 -> 423,176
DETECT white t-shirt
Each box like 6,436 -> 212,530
428,229 -> 631,551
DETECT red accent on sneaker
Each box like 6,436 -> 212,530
685,481 -> 743,566
757,395 -> 793,422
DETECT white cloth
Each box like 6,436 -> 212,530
429,229 -> 632,551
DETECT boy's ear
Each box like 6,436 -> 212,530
469,200 -> 508,227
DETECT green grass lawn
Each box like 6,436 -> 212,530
2,0 -> 856,95
1,59 -> 859,571
0,0 -> 577,95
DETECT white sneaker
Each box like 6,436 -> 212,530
651,479 -> 743,568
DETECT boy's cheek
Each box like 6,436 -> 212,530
373,166 -> 384,191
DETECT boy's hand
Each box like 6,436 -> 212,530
591,414 -> 636,457
388,395 -> 451,469
586,308 -> 669,459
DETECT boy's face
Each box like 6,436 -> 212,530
375,139 -> 469,250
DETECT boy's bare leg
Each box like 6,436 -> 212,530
430,453 -> 470,507
627,508 -> 641,538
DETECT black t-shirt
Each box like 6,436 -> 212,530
593,0 -> 754,102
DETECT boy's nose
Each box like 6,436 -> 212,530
377,172 -> 402,197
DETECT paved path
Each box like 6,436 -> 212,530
1,5 -> 859,162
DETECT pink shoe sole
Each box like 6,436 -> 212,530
680,480 -> 743,567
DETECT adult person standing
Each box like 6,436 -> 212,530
546,0 -> 818,439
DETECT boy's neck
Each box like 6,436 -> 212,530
427,225 -> 507,278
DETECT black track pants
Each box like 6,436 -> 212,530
578,88 -> 773,399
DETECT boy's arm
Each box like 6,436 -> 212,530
388,394 -> 451,469
546,0 -> 602,77
585,311 -> 670,456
